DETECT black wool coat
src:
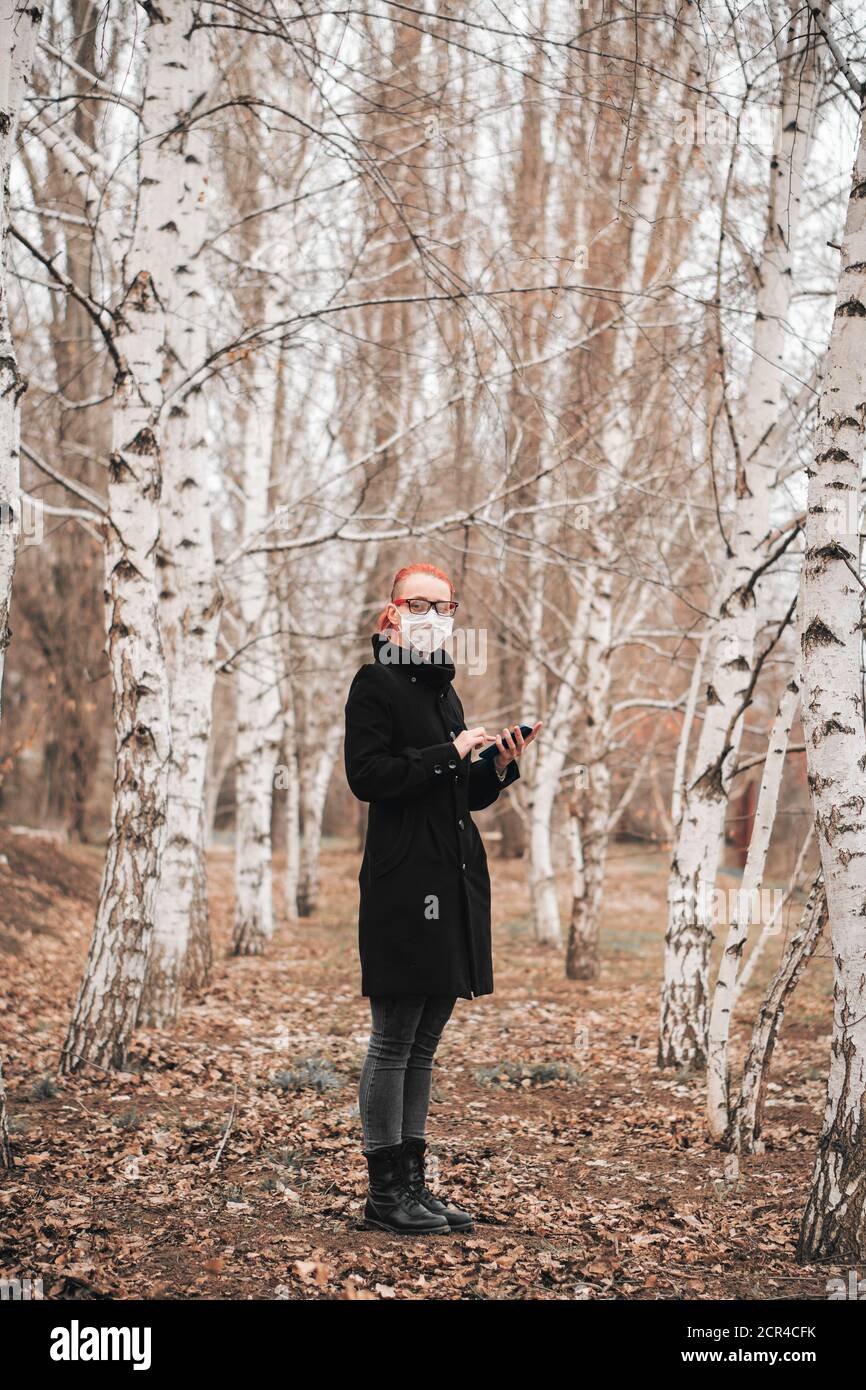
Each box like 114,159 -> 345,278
344,634 -> 520,999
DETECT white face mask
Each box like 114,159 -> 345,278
399,609 -> 454,655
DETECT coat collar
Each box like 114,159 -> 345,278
371,632 -> 455,691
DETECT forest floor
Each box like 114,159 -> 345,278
0,826 -> 846,1301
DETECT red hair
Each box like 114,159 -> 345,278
376,563 -> 456,632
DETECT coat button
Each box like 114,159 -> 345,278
410,676 -> 417,683
447,760 -> 457,769
458,818 -> 465,829
461,862 -> 466,870
434,765 -> 442,774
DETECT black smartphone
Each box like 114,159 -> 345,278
477,724 -> 535,761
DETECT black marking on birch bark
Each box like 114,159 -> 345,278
812,541 -> 857,567
0,354 -> 28,405
705,684 -> 720,705
127,427 -> 158,457
816,447 -> 852,463
695,761 -> 726,801
0,113 -> 11,138
834,298 -> 866,318
852,180 -> 866,199
108,452 -> 132,483
112,558 -> 139,583
144,4 -> 168,26
814,718 -> 856,742
802,617 -> 844,653
808,771 -> 835,795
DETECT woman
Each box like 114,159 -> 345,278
344,562 -> 541,1235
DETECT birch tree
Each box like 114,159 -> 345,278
797,67 -> 866,1261
731,874 -> 826,1156
61,6 -> 177,1071
0,0 -> 40,717
231,346 -> 283,956
706,669 -> 801,1140
139,0 -> 221,1026
659,9 -> 821,1067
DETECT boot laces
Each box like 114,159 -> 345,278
398,1181 -> 425,1212
406,1172 -> 437,1205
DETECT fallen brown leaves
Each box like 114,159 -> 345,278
0,831 -> 842,1300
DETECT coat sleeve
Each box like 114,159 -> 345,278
467,755 -> 520,812
344,665 -> 457,804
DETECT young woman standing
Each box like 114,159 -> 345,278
344,562 -> 540,1234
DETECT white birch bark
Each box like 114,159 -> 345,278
232,350 -> 282,956
567,795 -> 586,905
297,723 -> 342,917
732,824 -> 814,1005
0,0 -> 40,718
731,875 -> 826,1156
706,672 -> 800,1140
564,130 -> 669,976
61,36 -> 175,1068
659,22 -> 818,1067
523,575 -> 588,946
566,560 -> 612,979
138,0 -> 221,1027
670,602 -> 720,831
282,698 -> 301,921
521,470 -> 574,946
797,109 -> 866,1261
0,1055 -> 13,1169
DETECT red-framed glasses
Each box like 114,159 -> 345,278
393,597 -> 459,617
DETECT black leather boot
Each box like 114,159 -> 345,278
363,1143 -> 451,1234
402,1138 -> 474,1232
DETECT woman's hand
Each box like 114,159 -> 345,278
493,721 -> 542,772
453,726 -> 492,760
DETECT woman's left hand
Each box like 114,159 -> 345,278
493,721 -> 542,772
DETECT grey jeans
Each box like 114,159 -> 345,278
359,994 -> 457,1153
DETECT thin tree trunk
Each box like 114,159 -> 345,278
233,635 -> 281,954
732,825 -> 814,1006
297,725 -> 342,917
232,346 -> 282,955
0,1055 -> 13,1169
283,705 -> 301,922
566,562 -> 612,979
526,590 -> 587,946
706,673 -> 800,1140
0,1 -> 40,717
730,875 -> 826,1156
